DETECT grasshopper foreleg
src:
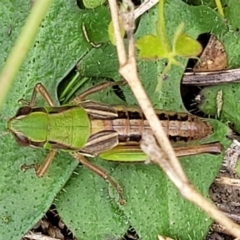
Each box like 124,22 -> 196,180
19,83 -> 55,107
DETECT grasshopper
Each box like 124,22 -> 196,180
8,82 -> 222,203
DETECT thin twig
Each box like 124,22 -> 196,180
108,0 -> 127,66
141,132 -> 240,237
108,0 -> 240,237
134,0 -> 158,19
108,0 -> 188,182
182,68 -> 240,86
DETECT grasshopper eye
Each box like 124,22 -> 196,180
15,106 -> 32,117
13,132 -> 30,146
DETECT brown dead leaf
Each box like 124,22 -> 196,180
194,35 -> 227,71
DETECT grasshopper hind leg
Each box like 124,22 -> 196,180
71,152 -> 125,205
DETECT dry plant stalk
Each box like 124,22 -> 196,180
182,68 -> 240,86
107,0 -> 240,237
134,0 -> 158,19
141,133 -> 240,237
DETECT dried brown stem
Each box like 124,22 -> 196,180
141,132 -> 240,237
108,0 -> 240,237
182,68 -> 240,86
108,0 -> 187,182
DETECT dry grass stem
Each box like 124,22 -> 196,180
108,0 -> 187,182
108,0 -> 240,237
182,68 -> 240,86
134,0 -> 158,19
215,176 -> 240,186
141,132 -> 240,237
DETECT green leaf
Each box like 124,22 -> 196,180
199,84 -> 240,134
173,23 -> 202,57
135,0 -> 203,89
0,0 -> 233,240
135,34 -> 168,59
197,0 -> 240,135
108,19 -> 125,45
175,32 -> 202,57
0,1 -> 92,239
82,6 -> 111,44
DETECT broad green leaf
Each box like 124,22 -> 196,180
0,0 -> 235,240
0,1 -> 105,239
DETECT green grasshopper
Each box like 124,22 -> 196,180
8,82 -> 222,203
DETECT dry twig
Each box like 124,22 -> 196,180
108,0 -> 240,237
134,0 -> 158,19
141,132 -> 240,237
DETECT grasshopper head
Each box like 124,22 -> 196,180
8,106 -> 47,148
